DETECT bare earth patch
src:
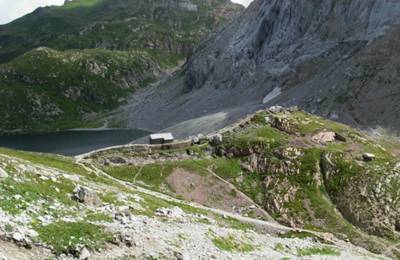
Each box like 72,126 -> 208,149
166,168 -> 256,214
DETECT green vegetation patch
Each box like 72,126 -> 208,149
103,159 -> 211,192
102,165 -> 140,183
0,174 -> 75,214
226,124 -> 288,151
210,233 -> 255,252
35,221 -> 112,255
100,192 -> 124,206
0,148 -> 86,175
297,246 -> 340,257
274,242 -> 286,252
85,212 -> 113,223
136,164 -> 173,189
212,158 -> 242,179
234,172 -> 264,205
324,154 -> 361,194
278,230 -> 321,241
289,111 -> 349,135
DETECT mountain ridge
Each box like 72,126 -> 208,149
0,0 -> 243,133
108,0 -> 400,136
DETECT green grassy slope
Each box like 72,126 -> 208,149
0,47 -> 176,131
0,0 -> 242,63
0,0 -> 243,133
92,109 -> 400,258
0,109 -> 398,257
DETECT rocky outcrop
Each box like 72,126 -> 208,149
322,152 -> 400,238
197,108 -> 400,257
182,0 -> 400,129
115,0 -> 400,134
72,185 -> 102,207
82,107 -> 400,256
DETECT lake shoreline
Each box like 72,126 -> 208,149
0,129 -> 150,156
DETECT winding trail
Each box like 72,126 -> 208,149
132,165 -> 144,184
204,166 -> 275,222
75,158 -> 289,234
75,157 -> 371,249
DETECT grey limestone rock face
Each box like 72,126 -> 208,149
184,0 -> 400,128
113,0 -> 400,137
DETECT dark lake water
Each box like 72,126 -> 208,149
0,129 -> 149,156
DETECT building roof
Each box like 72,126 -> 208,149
149,133 -> 174,140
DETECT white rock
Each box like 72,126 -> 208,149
27,229 -> 39,238
13,195 -> 23,200
12,232 -> 24,242
311,131 -> 336,144
79,247 -> 91,260
132,194 -> 143,202
269,105 -> 283,113
0,167 -> 8,178
191,136 -> 200,144
39,175 -> 49,181
155,207 -> 184,218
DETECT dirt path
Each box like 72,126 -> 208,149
132,165 -> 144,184
74,158 -> 400,257
76,158 -> 290,234
78,159 -> 375,248
204,166 -> 275,222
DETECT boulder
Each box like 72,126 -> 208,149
12,232 -> 24,242
191,136 -> 200,144
322,233 -> 334,242
210,134 -> 223,146
72,186 -> 102,207
271,116 -> 294,134
11,231 -> 32,248
269,106 -> 283,113
79,247 -> 91,260
155,207 -> 184,218
108,157 -> 127,164
197,134 -> 209,144
334,133 -> 347,142
363,153 -> 376,162
311,132 -> 336,144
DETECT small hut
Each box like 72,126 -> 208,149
149,133 -> 174,145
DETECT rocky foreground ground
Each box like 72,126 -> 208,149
0,107 -> 399,259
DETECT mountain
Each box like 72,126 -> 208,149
0,0 -> 242,63
0,108 -> 398,258
0,0 -> 243,133
185,0 -> 400,130
111,0 -> 400,136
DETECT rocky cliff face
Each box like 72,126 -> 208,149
184,0 -> 400,129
